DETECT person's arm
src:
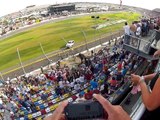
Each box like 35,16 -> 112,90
143,73 -> 156,82
131,73 -> 156,85
140,77 -> 160,111
153,49 -> 160,57
131,74 -> 160,111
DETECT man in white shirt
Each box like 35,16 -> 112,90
59,81 -> 64,88
123,22 -> 130,44
74,82 -> 81,92
136,24 -> 141,37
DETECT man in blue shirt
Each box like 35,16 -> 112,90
90,79 -> 98,90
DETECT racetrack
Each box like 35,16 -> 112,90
0,11 -> 140,73
1,30 -> 124,80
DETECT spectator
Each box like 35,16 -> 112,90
84,89 -> 93,100
122,66 -> 128,76
110,77 -> 117,88
76,94 -> 85,102
123,22 -> 130,44
74,82 -> 81,92
90,79 -> 98,90
130,22 -> 137,36
136,24 -> 141,37
116,71 -> 123,81
101,82 -> 109,95
55,86 -> 62,97
117,61 -> 122,71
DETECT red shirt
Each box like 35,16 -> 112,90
110,80 -> 117,87
84,92 -> 93,100
118,63 -> 122,71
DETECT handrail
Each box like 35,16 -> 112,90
124,34 -> 154,54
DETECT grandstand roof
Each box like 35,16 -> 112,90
153,8 -> 160,13
49,3 -> 75,8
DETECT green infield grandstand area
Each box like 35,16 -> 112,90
0,12 -> 140,71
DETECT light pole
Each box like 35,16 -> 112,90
39,43 -> 52,64
17,48 -> 26,75
61,36 -> 67,44
61,36 -> 71,58
97,29 -> 102,45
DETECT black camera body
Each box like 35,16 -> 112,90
64,101 -> 106,120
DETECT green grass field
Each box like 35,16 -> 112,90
0,12 -> 140,71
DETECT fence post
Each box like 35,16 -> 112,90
17,48 -> 26,75
0,72 -> 4,82
39,43 -> 52,64
97,29 -> 102,45
82,31 -> 88,51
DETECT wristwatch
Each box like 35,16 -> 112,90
139,76 -> 145,84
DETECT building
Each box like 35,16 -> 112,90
48,4 -> 75,14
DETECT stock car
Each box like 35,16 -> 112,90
66,40 -> 75,48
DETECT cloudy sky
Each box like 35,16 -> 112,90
0,0 -> 159,17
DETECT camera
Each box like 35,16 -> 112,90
64,100 -> 106,120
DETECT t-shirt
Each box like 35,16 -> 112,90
136,27 -> 141,36
59,81 -> 64,88
122,68 -> 127,76
118,63 -> 122,71
110,80 -> 117,87
0,99 -> 2,105
123,25 -> 130,35
90,81 -> 98,89
84,92 -> 93,100
74,84 -> 80,91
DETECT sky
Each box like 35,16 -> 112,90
0,0 -> 159,17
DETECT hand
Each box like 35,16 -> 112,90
131,74 -> 141,85
93,94 -> 131,120
153,50 -> 160,58
44,101 -> 68,120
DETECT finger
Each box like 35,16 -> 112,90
153,54 -> 156,57
52,101 -> 68,120
154,54 -> 158,58
93,94 -> 113,114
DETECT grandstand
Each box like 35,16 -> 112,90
48,4 -> 75,14
0,2 -> 160,120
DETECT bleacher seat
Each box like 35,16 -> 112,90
45,107 -> 51,113
36,111 -> 42,117
48,102 -> 53,106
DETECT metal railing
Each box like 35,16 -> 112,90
123,30 -> 159,55
124,34 -> 153,54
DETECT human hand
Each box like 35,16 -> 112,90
44,101 -> 68,120
93,94 -> 131,120
153,50 -> 160,58
131,74 -> 141,85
